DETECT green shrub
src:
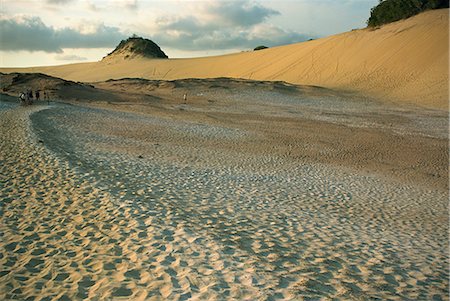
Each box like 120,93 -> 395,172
367,0 -> 449,27
254,45 -> 268,51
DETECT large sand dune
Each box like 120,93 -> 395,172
2,9 -> 448,109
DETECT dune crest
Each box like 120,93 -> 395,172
2,9 -> 448,109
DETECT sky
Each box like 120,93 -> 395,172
0,0 -> 379,67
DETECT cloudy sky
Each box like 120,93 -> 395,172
1,0 -> 378,67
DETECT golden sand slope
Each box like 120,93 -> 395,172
2,9 -> 448,109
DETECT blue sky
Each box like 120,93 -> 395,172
0,0 -> 378,67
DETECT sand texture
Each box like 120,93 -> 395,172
1,9 -> 448,109
0,78 -> 448,300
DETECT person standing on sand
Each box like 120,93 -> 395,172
183,93 -> 187,104
27,89 -> 33,105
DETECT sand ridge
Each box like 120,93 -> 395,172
1,9 -> 448,109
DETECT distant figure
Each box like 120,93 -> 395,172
27,89 -> 33,105
19,92 -> 26,105
44,91 -> 49,105
35,90 -> 40,101
183,93 -> 187,104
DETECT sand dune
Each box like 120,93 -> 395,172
1,9 -> 448,109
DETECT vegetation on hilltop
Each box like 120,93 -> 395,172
367,0 -> 448,27
105,36 -> 168,59
254,45 -> 269,51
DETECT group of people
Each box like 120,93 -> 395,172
19,89 -> 49,105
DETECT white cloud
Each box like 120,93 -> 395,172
199,0 -> 280,26
141,0 -> 311,51
82,0 -> 139,12
0,15 -> 126,52
46,0 -> 74,4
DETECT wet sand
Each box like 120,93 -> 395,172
0,83 -> 448,300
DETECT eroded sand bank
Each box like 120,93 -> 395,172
0,86 -> 448,300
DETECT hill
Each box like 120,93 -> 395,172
1,9 -> 448,109
102,36 -> 168,62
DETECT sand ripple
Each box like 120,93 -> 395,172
1,102 -> 448,300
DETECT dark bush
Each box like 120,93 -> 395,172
367,0 -> 449,27
254,45 -> 269,51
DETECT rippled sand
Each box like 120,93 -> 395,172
0,87 -> 448,300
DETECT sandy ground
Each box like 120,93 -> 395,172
1,9 -> 448,109
0,79 -> 448,300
